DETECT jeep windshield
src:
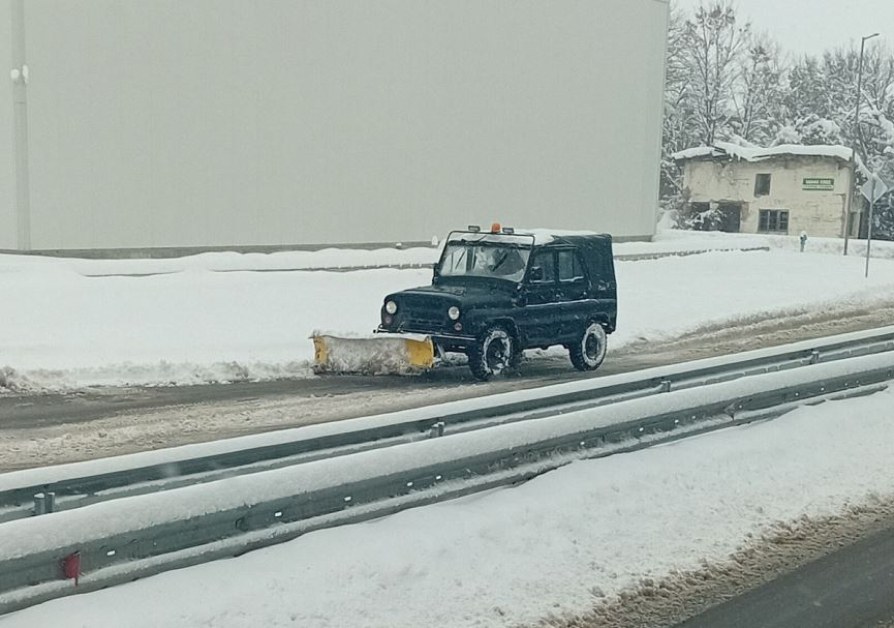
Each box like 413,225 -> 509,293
438,233 -> 534,283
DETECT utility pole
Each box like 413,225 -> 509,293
10,0 -> 31,250
845,32 -> 879,256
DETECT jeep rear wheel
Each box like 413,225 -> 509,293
569,322 -> 607,371
469,325 -> 516,381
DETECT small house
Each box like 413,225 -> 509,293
673,143 -> 859,238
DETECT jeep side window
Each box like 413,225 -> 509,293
557,250 -> 584,282
529,251 -> 556,284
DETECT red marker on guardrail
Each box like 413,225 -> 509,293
61,552 -> 80,586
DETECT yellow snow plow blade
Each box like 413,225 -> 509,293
312,333 -> 435,375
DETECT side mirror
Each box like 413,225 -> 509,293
529,266 -> 544,282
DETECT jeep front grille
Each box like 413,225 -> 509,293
398,298 -> 449,330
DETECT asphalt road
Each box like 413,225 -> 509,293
677,525 -> 894,628
0,374 -> 427,431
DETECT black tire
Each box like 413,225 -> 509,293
468,324 -> 516,381
569,321 -> 607,371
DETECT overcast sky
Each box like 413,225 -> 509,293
671,0 -> 894,57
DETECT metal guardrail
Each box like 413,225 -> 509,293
0,328 -> 894,522
1,326 -> 892,524
0,336 -> 893,614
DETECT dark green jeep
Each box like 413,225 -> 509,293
377,227 -> 618,381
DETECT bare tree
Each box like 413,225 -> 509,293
731,35 -> 786,145
660,6 -> 696,200
685,2 -> 750,145
854,46 -> 894,172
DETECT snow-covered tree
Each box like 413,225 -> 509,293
873,191 -> 894,240
784,56 -> 828,120
730,36 -> 786,145
853,48 -> 894,181
773,55 -> 840,146
775,114 -> 844,146
660,6 -> 698,203
685,2 -> 750,146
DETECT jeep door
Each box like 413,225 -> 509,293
518,249 -> 558,347
555,248 -> 591,339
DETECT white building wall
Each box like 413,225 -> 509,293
13,0 -> 667,252
0,8 -> 15,249
683,157 -> 853,238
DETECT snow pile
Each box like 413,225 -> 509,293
310,333 -> 433,375
654,228 -> 894,259
64,246 -> 441,277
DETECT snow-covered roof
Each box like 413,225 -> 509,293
672,142 -> 854,163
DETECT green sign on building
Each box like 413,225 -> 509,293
802,177 -> 835,191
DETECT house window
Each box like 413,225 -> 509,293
754,173 -> 771,196
758,209 -> 789,233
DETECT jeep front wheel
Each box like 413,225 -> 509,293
569,322 -> 607,371
469,325 -> 515,381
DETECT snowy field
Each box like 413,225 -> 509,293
2,230 -> 894,391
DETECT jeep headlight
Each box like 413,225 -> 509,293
447,305 -> 461,321
385,300 -> 398,315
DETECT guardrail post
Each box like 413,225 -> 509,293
660,380 -> 672,393
810,350 -> 820,364
33,491 -> 55,515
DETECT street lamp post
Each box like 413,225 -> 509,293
845,32 -> 879,256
